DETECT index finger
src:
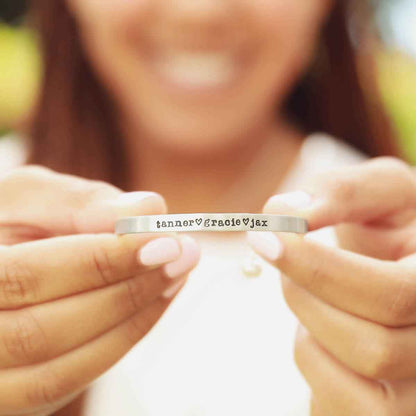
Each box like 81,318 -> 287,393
247,231 -> 416,327
0,230 -> 186,309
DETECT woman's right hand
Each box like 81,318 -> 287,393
0,165 -> 200,416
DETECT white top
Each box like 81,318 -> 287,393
0,133 -> 365,416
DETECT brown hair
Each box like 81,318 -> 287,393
28,0 -> 401,189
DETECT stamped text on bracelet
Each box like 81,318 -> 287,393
115,214 -> 308,234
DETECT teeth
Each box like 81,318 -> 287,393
155,52 -> 236,88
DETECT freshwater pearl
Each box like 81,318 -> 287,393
241,252 -> 262,277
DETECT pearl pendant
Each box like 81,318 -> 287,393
241,252 -> 263,277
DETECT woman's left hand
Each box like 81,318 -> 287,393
248,157 -> 416,415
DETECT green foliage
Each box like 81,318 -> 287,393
0,0 -> 28,24
0,23 -> 40,131
0,24 -> 416,165
378,51 -> 416,164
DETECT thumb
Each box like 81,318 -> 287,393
264,158 -> 416,231
72,191 -> 167,234
0,166 -> 166,242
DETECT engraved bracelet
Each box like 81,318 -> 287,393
115,213 -> 308,234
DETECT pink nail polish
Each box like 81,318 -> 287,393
163,235 -> 200,279
162,277 -> 187,298
246,231 -> 283,262
138,237 -> 181,266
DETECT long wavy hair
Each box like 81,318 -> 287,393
28,0 -> 400,189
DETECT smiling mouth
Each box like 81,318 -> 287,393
153,50 -> 239,89
138,37 -> 253,93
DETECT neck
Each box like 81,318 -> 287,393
124,119 -> 304,213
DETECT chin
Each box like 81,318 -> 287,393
142,120 -> 248,158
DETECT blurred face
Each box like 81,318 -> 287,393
67,0 -> 332,155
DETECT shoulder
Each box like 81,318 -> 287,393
299,132 -> 367,171
0,134 -> 28,176
280,132 -> 367,192
282,133 -> 369,248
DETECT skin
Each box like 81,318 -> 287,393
256,157 -> 416,415
2,0 -> 415,415
0,166 -> 200,416
66,0 -> 332,213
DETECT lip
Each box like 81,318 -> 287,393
135,31 -> 255,96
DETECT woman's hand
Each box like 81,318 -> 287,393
0,165 -> 200,416
247,157 -> 416,415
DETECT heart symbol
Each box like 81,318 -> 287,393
196,218 -> 203,226
243,218 -> 249,226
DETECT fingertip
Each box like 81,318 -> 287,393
162,276 -> 188,298
73,191 -> 167,234
246,231 -> 284,262
138,237 -> 181,266
113,191 -> 168,217
163,234 -> 201,279
264,191 -> 328,231
181,234 -> 202,261
263,191 -> 313,215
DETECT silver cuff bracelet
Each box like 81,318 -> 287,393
115,213 -> 308,234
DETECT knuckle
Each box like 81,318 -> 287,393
124,303 -> 161,346
362,329 -> 400,380
0,254 -> 39,307
89,242 -> 118,286
384,277 -> 416,326
70,181 -> 118,209
393,236 -> 416,260
305,260 -> 326,294
124,316 -> 145,346
26,365 -> 69,406
120,278 -> 145,316
373,382 -> 399,416
326,177 -> 357,205
4,310 -> 48,364
379,265 -> 416,326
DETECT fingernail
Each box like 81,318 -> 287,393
246,231 -> 283,262
266,191 -> 313,211
138,237 -> 181,266
115,191 -> 160,205
112,191 -> 166,216
163,235 -> 200,279
162,277 -> 187,298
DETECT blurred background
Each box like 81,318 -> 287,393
0,0 -> 415,161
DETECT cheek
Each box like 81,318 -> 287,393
68,0 -> 148,28
68,0 -> 152,83
251,0 -> 328,83
69,0 -> 330,153
252,0 -> 327,26
255,0 -> 326,50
